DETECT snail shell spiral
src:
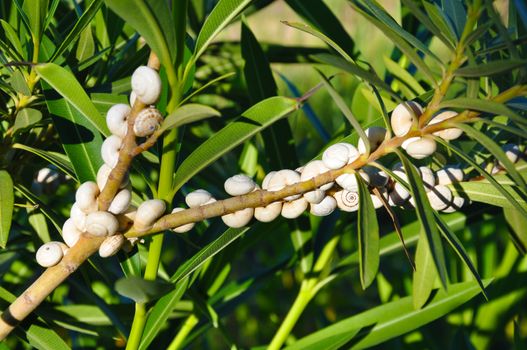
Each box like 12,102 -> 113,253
131,66 -> 162,105
133,108 -> 163,137
334,190 -> 360,212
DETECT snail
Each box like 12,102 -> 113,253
500,143 -> 521,166
357,127 -> 387,154
108,188 -> 132,215
267,169 -> 301,201
429,110 -> 463,140
170,208 -> 195,233
441,196 -> 466,213
370,188 -> 388,209
133,107 -> 163,137
222,208 -> 254,228
261,171 -> 277,189
300,160 -> 333,204
254,202 -> 282,222
224,174 -> 256,196
334,190 -> 359,212
404,136 -> 437,159
322,143 -> 360,170
281,197 -> 308,219
362,166 -> 389,188
310,196 -> 337,216
36,242 -> 67,267
133,199 -> 166,231
419,166 -> 436,191
390,101 -> 423,137
106,103 -> 130,138
101,135 -> 122,168
62,218 -> 83,247
70,203 -> 87,231
436,166 -> 464,185
427,185 -> 453,211
185,189 -> 215,208
96,164 -> 129,190
388,168 -> 411,206
99,234 -> 125,258
85,211 -> 119,236
117,206 -> 137,231
75,181 -> 99,213
131,66 -> 162,105
336,171 -> 369,192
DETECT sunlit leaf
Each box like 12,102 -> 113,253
0,171 -> 14,248
115,276 -> 174,303
160,104 -> 220,133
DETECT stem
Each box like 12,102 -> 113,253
167,314 -> 199,350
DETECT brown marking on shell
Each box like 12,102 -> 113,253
133,108 -> 163,137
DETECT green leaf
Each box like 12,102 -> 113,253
285,280 -> 490,350
450,182 -> 526,210
27,323 -> 70,350
194,0 -> 252,60
115,276 -> 173,303
159,103 -> 220,134
23,0 -> 48,40
35,63 -> 109,135
27,207 -> 51,243
9,70 -> 31,95
396,150 -> 448,289
14,183 -> 64,232
50,0 -> 103,61
455,59 -> 527,77
437,139 -> 527,219
313,53 -> 402,102
170,227 -> 250,283
434,212 -> 487,297
317,71 -> 370,153
504,208 -> 527,252
0,171 -> 14,248
13,108 -> 42,133
138,277 -> 189,350
455,123 -> 527,190
12,143 -> 75,179
412,230 -> 439,309
438,97 -> 527,128
46,98 -> 103,182
283,21 -> 353,62
0,20 -> 25,60
356,173 -> 379,289
171,96 -> 299,194
383,56 -> 426,96
76,26 -> 95,62
104,0 -> 175,69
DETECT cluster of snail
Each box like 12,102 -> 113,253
35,65 -> 168,267
35,86 -> 525,265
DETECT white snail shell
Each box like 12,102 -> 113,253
36,242 -> 64,267
75,181 -> 99,213
70,203 -> 87,231
96,164 -> 129,190
171,208 -> 195,233
419,166 -> 436,192
389,169 -> 410,206
322,143 -> 360,170
334,190 -> 359,212
281,197 -> 308,219
310,196 -> 337,216
101,135 -> 122,168
129,91 -> 137,107
401,137 -> 421,150
133,107 -> 163,137
405,136 -> 437,159
222,208 -> 254,228
254,202 -> 282,222
441,196 -> 466,213
427,185 -> 453,211
106,103 -> 130,138
108,188 -> 132,215
62,218 -> 83,247
500,143 -> 521,166
85,211 -> 119,236
267,169 -> 301,201
391,101 -> 423,136
336,171 -> 369,192
224,174 -> 256,196
436,166 -> 464,185
362,166 -> 389,188
117,206 -> 137,231
429,110 -> 463,140
300,160 -> 335,194
134,199 -> 166,231
99,234 -> 125,258
357,127 -> 387,154
185,189 -> 214,208
371,189 -> 388,209
261,171 -> 277,190
131,66 -> 162,105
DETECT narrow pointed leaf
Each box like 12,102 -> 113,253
503,208 -> 527,252
172,96 -> 299,193
194,0 -> 252,59
159,104 -> 220,133
412,230 -> 438,309
285,280 -> 490,350
12,143 -> 75,179
13,108 -> 42,133
396,150 -> 448,288
455,123 -> 527,190
115,277 -> 173,303
449,182 -> 527,211
0,171 -> 14,248
356,173 -> 380,289
455,59 -> 527,77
